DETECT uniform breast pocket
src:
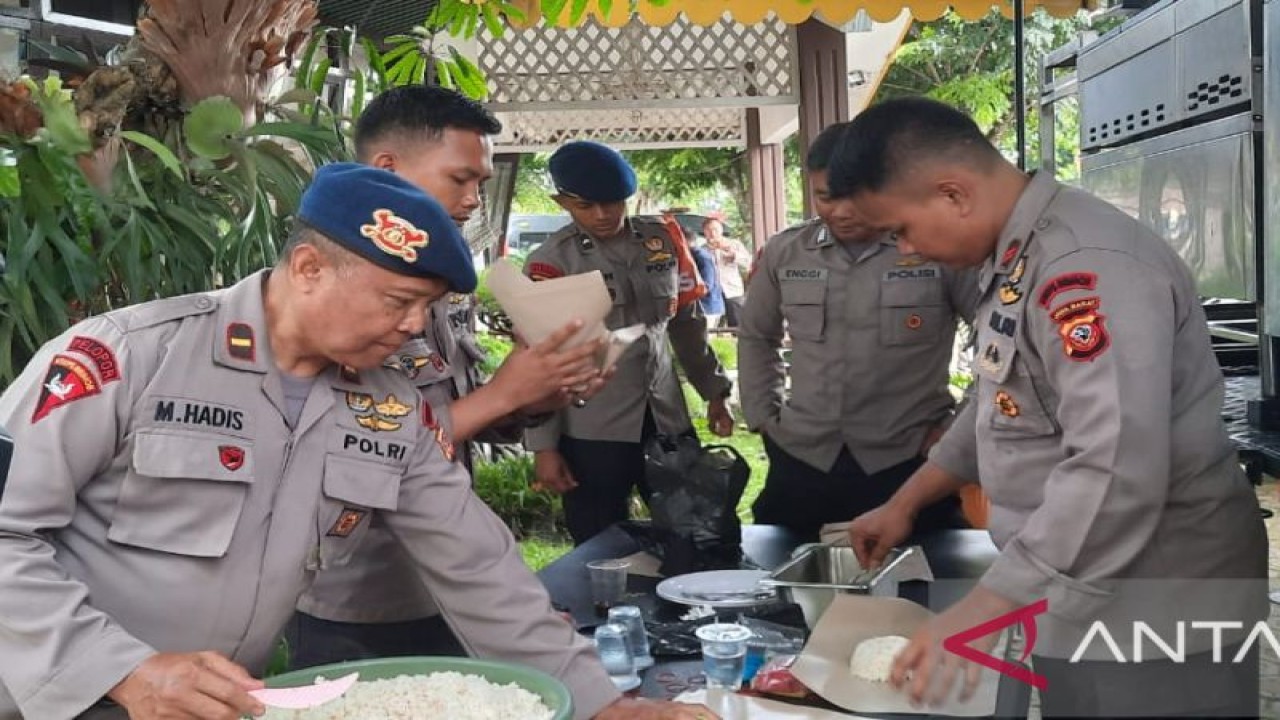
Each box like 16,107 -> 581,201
982,355 -> 1058,438
781,282 -> 827,342
317,454 -> 402,568
108,430 -> 254,558
879,279 -> 948,346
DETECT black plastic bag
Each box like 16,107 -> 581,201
644,435 -> 750,576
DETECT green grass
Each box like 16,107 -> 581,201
520,535 -> 574,571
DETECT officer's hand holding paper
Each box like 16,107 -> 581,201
487,258 -> 645,375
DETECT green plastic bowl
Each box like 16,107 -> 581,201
265,656 -> 573,719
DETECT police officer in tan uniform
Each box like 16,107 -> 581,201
740,122 -> 979,537
289,86 -> 602,670
840,98 -> 1266,717
526,141 -> 735,544
0,164 -> 715,720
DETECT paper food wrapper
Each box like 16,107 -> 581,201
791,595 -> 1000,716
674,689 -> 871,720
486,258 -> 643,372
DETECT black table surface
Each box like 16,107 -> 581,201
537,524 -> 1030,718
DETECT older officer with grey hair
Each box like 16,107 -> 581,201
525,140 -> 735,545
0,163 -> 716,720
740,122 -> 979,537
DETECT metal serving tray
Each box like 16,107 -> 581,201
760,545 -> 914,628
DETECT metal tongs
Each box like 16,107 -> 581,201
846,545 -> 915,589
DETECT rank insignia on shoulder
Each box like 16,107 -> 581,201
226,323 -> 255,362
32,354 -> 101,423
327,507 -> 368,538
994,390 -> 1020,418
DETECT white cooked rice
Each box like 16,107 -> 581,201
259,671 -> 554,720
848,634 -> 911,683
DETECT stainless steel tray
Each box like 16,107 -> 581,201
760,545 -> 914,628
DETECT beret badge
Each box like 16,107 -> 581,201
361,209 -> 430,263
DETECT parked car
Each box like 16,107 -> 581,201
502,214 -> 571,257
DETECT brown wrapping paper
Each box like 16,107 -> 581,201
790,595 -> 1000,716
675,689 -> 873,720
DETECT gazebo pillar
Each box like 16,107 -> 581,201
795,18 -> 851,217
746,108 -> 787,249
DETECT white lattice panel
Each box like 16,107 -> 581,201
493,106 -> 745,152
479,14 -> 797,110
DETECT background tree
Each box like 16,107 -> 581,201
875,7 -> 1114,179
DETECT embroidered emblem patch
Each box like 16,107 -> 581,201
219,445 -> 246,472
390,352 -> 446,380
1052,296 -> 1110,362
226,323 -> 255,362
896,255 -> 927,267
327,508 -> 367,538
994,390 -> 1020,418
360,209 -> 429,262
527,262 -> 564,281
339,365 -> 361,384
420,400 -> 456,462
643,237 -> 664,252
647,251 -> 673,264
905,313 -> 924,330
1038,272 -> 1098,308
1008,257 -> 1026,284
67,336 -> 121,383
978,342 -> 1003,374
32,354 -> 101,423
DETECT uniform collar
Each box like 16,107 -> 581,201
806,222 -> 893,263
213,270 -> 274,374
979,171 -> 1063,292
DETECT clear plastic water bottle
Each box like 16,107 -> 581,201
593,623 -> 639,690
607,605 -> 654,670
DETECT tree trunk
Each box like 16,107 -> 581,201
137,0 -> 319,124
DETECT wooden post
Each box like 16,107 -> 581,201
747,108 -> 786,250
795,18 -> 851,217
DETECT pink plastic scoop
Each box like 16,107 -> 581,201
249,672 -> 359,710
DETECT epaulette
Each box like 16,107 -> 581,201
103,291 -> 221,334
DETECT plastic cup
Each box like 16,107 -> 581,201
607,605 -> 654,670
593,622 -> 639,690
586,559 -> 630,615
695,623 -> 753,691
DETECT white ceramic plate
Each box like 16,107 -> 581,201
655,569 -> 775,608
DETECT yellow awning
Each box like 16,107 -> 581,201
527,0 -> 1091,26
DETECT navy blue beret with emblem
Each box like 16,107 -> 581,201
549,141 -> 637,202
298,162 -> 477,293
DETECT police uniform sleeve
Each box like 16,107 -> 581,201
668,302 -> 732,401
979,250 -> 1175,619
385,425 -> 619,719
0,319 -> 157,718
737,237 -> 786,433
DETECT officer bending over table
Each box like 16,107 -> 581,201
0,164 -> 715,720
739,121 -> 979,537
841,98 -> 1266,718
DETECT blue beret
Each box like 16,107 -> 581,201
549,141 -> 637,202
298,162 -> 477,293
